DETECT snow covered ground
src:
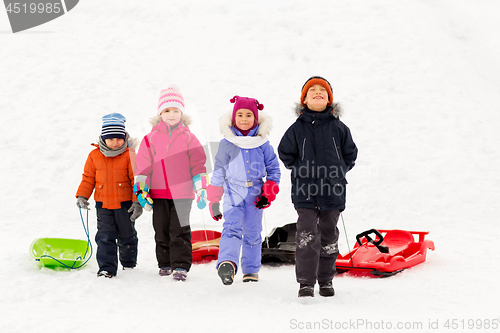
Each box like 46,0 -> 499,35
1,0 -> 500,332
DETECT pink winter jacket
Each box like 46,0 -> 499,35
135,116 -> 206,200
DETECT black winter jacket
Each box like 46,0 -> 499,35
278,103 -> 357,211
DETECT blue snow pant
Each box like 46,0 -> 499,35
216,185 -> 263,275
95,201 -> 138,275
295,208 -> 340,286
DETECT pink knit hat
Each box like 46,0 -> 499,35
230,96 -> 264,123
158,84 -> 185,115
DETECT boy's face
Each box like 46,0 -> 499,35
105,138 -> 125,150
304,84 -> 329,111
160,107 -> 182,126
234,109 -> 255,131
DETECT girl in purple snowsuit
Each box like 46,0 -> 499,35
207,96 -> 281,285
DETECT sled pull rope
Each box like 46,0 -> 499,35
340,213 -> 354,267
263,210 -> 270,249
79,207 -> 92,262
39,208 -> 93,269
200,206 -> 211,252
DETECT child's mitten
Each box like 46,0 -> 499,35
133,177 -> 153,211
255,180 -> 279,209
196,189 -> 208,209
193,173 -> 209,209
127,202 -> 143,222
262,180 -> 279,201
209,202 -> 223,221
207,185 -> 225,220
255,196 -> 271,209
207,184 -> 224,202
76,196 -> 90,210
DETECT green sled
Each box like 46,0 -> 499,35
30,238 -> 91,269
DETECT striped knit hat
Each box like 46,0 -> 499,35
158,84 -> 185,115
101,113 -> 126,141
300,76 -> 334,107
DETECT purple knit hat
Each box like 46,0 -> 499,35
230,96 -> 264,124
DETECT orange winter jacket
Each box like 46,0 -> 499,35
76,144 -> 137,210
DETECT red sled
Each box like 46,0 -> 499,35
336,229 -> 435,277
191,230 -> 221,264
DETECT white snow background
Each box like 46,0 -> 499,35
1,0 -> 500,332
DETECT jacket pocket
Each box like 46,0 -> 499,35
332,137 -> 349,175
117,182 -> 132,201
301,138 -> 306,161
94,182 -> 104,202
291,177 -> 311,204
327,178 -> 347,203
332,137 -> 341,159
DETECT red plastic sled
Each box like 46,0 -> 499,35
191,230 -> 221,263
336,229 -> 435,277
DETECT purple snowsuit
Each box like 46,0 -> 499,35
211,113 -> 280,274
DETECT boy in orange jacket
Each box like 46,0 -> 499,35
76,113 -> 142,278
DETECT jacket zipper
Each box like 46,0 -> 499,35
167,127 -> 172,152
166,127 -> 177,152
332,137 -> 340,159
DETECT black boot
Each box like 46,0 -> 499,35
298,284 -> 314,297
97,270 -> 114,278
319,281 -> 335,297
218,261 -> 235,285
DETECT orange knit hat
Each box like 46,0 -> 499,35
300,76 -> 334,107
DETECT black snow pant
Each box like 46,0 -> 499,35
95,201 -> 138,275
152,199 -> 193,271
295,208 -> 340,286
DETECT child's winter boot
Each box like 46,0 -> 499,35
319,281 -> 335,297
298,284 -> 314,297
242,273 -> 258,283
218,261 -> 236,285
159,267 -> 172,276
97,270 -> 114,278
172,268 -> 188,281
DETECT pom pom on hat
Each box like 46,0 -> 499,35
230,95 -> 264,123
158,84 -> 185,115
300,76 -> 334,107
101,113 -> 126,141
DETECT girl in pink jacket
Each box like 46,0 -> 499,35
134,85 -> 207,281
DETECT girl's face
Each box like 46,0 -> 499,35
160,107 -> 182,126
234,109 -> 255,131
105,138 -> 125,150
304,84 -> 329,111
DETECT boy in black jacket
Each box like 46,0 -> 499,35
278,76 -> 358,297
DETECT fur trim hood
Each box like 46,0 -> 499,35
294,101 -> 343,118
127,136 -> 140,151
219,110 -> 272,138
149,114 -> 193,127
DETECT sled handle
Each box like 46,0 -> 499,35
356,229 -> 389,254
